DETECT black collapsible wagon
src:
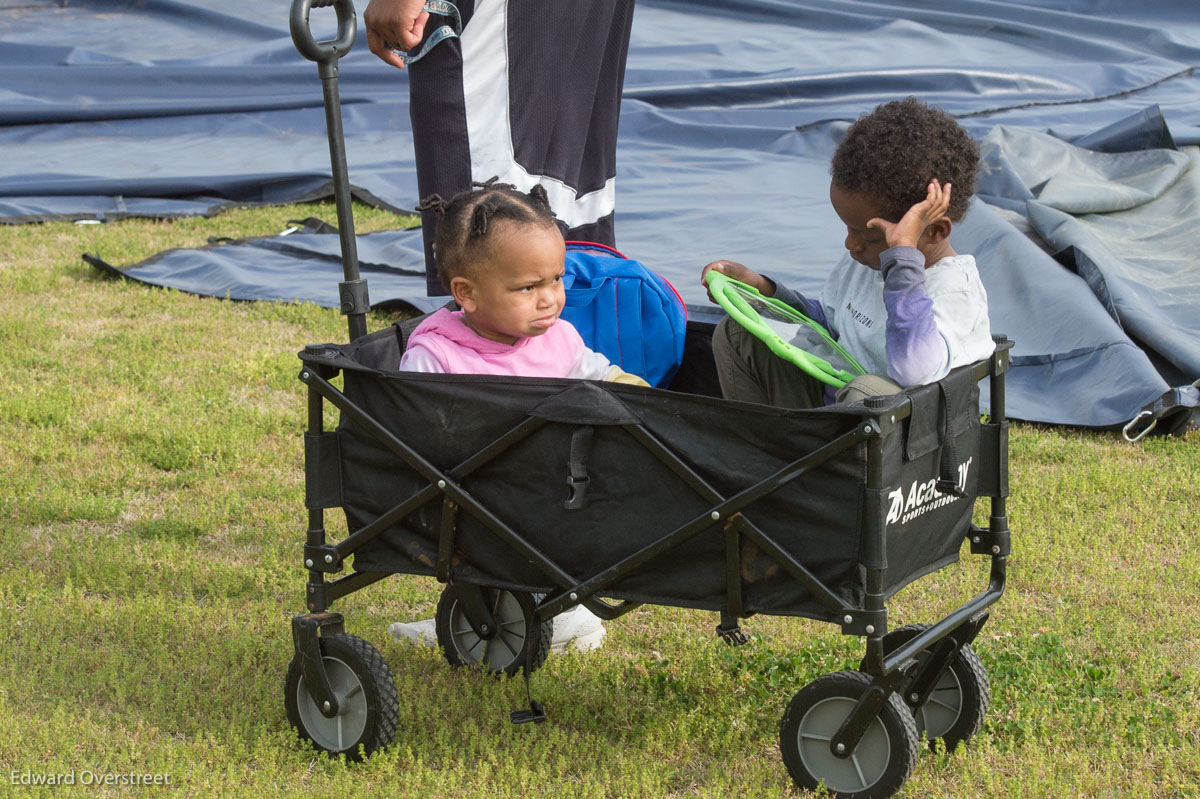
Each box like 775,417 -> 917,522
285,4 -> 1014,797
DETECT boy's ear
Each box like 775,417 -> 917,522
924,217 -> 953,242
449,276 -> 477,312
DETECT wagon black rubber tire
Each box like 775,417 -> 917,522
284,633 -> 399,760
860,624 -> 990,751
435,584 -> 553,676
780,670 -> 919,799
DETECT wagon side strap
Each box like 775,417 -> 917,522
904,367 -> 977,498
934,367 -> 979,497
564,426 -> 595,510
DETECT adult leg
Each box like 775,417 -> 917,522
407,2 -> 474,296
503,0 -> 634,247
408,0 -> 635,295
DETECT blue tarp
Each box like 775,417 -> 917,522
3,0 -> 1198,429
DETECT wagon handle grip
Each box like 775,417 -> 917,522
290,0 -> 357,64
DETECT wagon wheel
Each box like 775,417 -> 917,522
435,584 -> 553,676
861,624 -> 990,751
285,633 -> 399,759
780,671 -> 919,799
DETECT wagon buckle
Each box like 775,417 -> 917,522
564,474 -> 590,510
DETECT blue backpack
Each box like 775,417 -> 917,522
560,242 -> 687,388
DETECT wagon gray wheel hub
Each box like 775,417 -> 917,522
795,695 -> 892,793
294,656 -> 368,752
449,590 -> 529,671
916,665 -> 963,740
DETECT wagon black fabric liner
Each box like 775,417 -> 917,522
303,325 -> 984,622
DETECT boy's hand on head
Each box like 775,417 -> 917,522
868,179 -> 952,251
701,260 -> 776,303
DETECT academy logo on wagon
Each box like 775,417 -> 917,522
886,457 -> 973,527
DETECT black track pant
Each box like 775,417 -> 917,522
408,0 -> 636,295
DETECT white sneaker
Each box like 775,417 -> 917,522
388,618 -> 437,647
388,607 -> 606,653
550,605 -> 606,653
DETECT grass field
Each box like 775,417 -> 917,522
0,203 -> 1197,798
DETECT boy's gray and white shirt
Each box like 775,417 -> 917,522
821,251 -> 994,386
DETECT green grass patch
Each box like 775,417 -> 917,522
0,205 -> 1197,798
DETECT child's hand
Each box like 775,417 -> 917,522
701,260 -> 776,303
868,179 -> 952,250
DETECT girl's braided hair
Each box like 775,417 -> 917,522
830,97 -> 979,222
417,178 -> 558,289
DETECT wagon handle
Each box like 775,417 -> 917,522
290,0 -> 357,64
289,0 -> 370,341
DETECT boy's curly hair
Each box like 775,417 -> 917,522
830,97 -> 978,222
417,178 -> 559,290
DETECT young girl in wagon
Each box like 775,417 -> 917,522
389,179 -> 647,653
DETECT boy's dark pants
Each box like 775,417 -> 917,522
711,317 -> 901,408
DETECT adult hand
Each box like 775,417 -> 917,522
364,0 -> 429,69
701,260 -> 775,303
868,179 -> 952,250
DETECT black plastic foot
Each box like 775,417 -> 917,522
716,622 -> 749,646
510,700 -> 547,725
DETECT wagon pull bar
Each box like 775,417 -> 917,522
290,0 -> 370,342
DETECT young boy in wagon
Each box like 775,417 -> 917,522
702,97 -> 994,408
